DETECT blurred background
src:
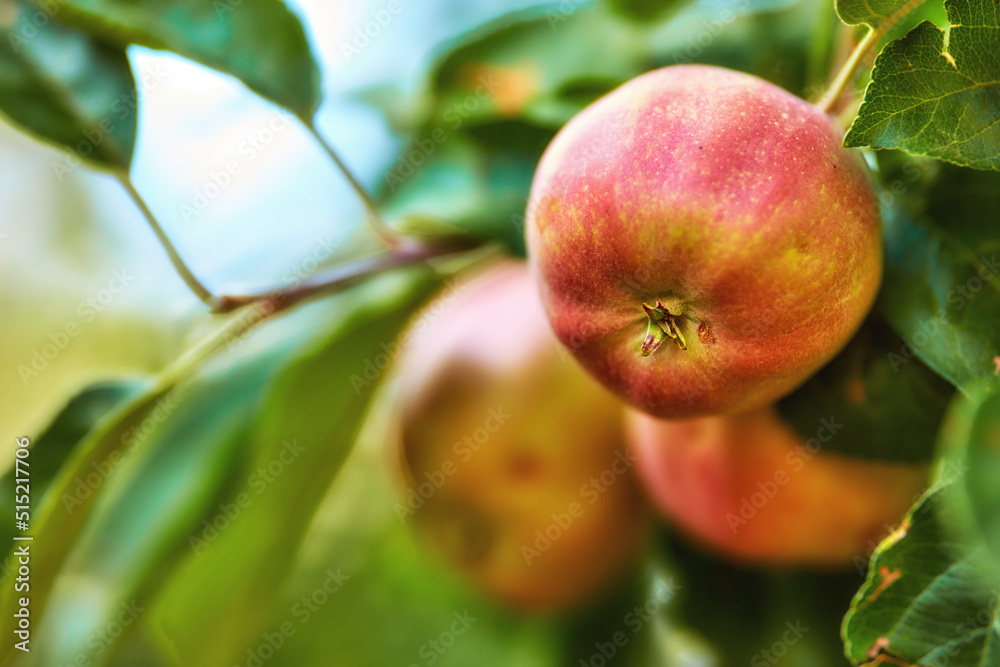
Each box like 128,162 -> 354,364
0,0 -> 964,664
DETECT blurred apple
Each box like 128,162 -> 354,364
627,407 -> 928,566
395,262 -> 645,611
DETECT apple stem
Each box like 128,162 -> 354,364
641,302 -> 687,356
816,0 -> 929,115
817,29 -> 879,115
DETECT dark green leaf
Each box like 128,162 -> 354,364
872,155 -> 1000,391
842,487 -> 1000,665
38,0 -> 321,117
777,319 -> 954,462
148,270 -> 437,667
879,205 -> 1000,390
0,0 -> 136,167
604,0 -> 692,23
844,0 -> 1000,170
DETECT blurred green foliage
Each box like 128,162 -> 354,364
374,0 -> 832,256
2,0 -> 1000,664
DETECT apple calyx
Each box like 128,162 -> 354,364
641,301 -> 687,356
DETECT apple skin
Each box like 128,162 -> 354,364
626,407 -> 928,565
396,262 -> 645,612
526,64 -> 882,419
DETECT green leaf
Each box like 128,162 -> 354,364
148,270 -> 437,667
842,487 -> 1000,665
843,0 -> 1000,170
777,319 -> 954,462
38,0 -> 321,117
835,0 -> 912,28
0,308 -> 293,665
879,206 -> 1000,390
31,317 -> 309,667
0,0 -> 137,167
0,380 -> 145,550
0,380 -> 171,665
603,0 -> 692,23
936,385 -> 1000,577
963,395 -> 1000,569
874,157 -> 1000,391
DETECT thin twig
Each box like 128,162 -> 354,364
211,238 -> 477,315
817,0 -> 930,114
118,175 -> 217,308
306,122 -> 402,248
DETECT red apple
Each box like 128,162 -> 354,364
395,262 -> 645,611
526,64 -> 882,418
627,407 -> 927,565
